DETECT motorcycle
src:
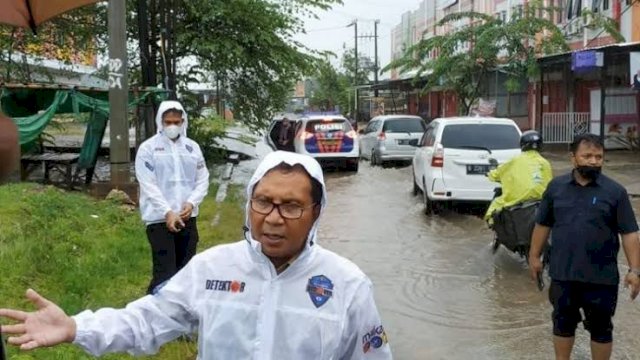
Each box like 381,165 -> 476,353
489,187 -> 550,270
486,160 -> 549,290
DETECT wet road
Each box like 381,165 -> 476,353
317,161 -> 640,360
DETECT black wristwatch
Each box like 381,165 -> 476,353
629,268 -> 640,277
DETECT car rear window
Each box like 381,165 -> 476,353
382,118 -> 426,133
305,119 -> 351,133
441,124 -> 520,150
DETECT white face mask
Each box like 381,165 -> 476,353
164,125 -> 181,140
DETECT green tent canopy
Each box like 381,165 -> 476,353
1,87 -> 166,170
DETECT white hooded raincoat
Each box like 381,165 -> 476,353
134,101 -> 209,224
73,151 -> 392,359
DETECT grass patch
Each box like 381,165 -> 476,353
0,182 -> 245,359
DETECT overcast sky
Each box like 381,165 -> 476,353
295,0 -> 423,79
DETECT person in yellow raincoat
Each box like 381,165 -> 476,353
484,130 -> 553,225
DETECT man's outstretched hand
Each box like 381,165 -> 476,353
0,289 -> 76,351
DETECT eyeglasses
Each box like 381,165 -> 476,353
250,198 -> 316,220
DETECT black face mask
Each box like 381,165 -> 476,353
576,165 -> 602,181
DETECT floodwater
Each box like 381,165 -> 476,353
316,162 -> 640,360
43,128 -> 640,360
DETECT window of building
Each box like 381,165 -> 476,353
515,5 -> 524,19
557,0 -> 564,24
603,0 -> 609,10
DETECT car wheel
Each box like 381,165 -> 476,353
423,179 -> 434,216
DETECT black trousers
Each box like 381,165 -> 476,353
146,217 -> 199,294
549,280 -> 618,343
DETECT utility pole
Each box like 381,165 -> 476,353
374,19 -> 380,97
348,20 -> 359,122
108,0 -> 130,186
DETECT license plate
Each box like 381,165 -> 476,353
397,139 -> 413,145
466,164 -> 494,175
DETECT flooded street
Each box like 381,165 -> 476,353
316,161 -> 640,360
42,126 -> 640,359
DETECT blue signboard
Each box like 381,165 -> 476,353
571,50 -> 603,71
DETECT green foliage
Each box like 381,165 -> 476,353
384,0 -> 632,115
186,115 -> 228,163
340,48 -> 374,86
0,182 -> 245,359
0,5 -> 107,83
309,57 -> 351,112
176,0 -> 343,131
580,9 -> 626,44
1,0 -> 343,134
307,49 -> 374,114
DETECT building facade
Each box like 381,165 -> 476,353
389,1 -> 639,122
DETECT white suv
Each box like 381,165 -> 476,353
359,115 -> 426,166
411,117 -> 522,214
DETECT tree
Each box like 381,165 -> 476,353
341,48 -> 374,86
148,0 -> 342,132
0,5 -> 107,83
308,58 -> 350,112
2,0 -> 343,134
384,1 -> 573,115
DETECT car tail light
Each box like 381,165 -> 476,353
377,132 -> 386,141
345,130 -> 357,139
431,143 -> 444,167
299,131 -> 314,140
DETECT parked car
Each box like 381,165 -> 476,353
359,115 -> 427,166
411,116 -> 522,215
266,114 -> 359,172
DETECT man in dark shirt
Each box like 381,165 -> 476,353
529,133 -> 640,360
277,117 -> 296,152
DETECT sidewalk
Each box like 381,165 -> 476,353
543,150 -> 640,217
543,150 -> 640,197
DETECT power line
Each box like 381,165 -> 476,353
331,9 -> 380,22
306,25 -> 351,33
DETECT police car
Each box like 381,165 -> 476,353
266,114 -> 359,172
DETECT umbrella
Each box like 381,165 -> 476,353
0,0 -> 101,32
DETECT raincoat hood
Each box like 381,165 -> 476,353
156,100 -> 188,137
244,151 -> 327,253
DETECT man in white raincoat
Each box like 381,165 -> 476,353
0,151 -> 393,359
135,100 -> 209,294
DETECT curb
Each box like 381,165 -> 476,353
212,161 -> 236,226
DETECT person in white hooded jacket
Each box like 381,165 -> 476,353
135,100 -> 209,294
0,151 -> 393,360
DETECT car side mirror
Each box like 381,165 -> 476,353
408,139 -> 420,147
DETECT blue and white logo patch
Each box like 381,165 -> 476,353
185,144 -> 194,153
144,161 -> 154,172
306,275 -> 333,308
